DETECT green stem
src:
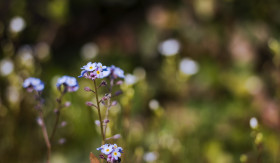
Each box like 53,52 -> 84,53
94,80 -> 105,145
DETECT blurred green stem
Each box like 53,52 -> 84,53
50,92 -> 65,142
94,80 -> 105,145
36,94 -> 51,163
38,110 -> 51,163
103,98 -> 111,138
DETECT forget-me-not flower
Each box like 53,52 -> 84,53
23,77 -> 44,92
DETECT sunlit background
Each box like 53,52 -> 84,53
1,0 -> 280,162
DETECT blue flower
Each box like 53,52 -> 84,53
102,65 -> 125,79
23,77 -> 44,92
57,76 -> 79,92
79,62 -> 108,80
81,62 -> 96,71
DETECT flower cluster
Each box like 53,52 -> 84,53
23,77 -> 44,92
78,62 -> 108,79
97,144 -> 123,162
56,76 -> 79,92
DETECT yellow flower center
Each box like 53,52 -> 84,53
106,149 -> 110,152
89,66 -> 93,69
114,152 -> 117,155
96,71 -> 100,74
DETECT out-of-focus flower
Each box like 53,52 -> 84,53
0,59 -> 14,76
125,74 -> 137,85
179,58 -> 199,75
23,77 -> 44,92
158,39 -> 180,56
143,152 -> 158,162
250,117 -> 258,129
78,62 -> 108,79
56,76 -> 79,92
9,16 -> 25,33
102,65 -> 125,79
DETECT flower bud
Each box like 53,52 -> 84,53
86,101 -> 95,107
116,80 -> 123,85
113,134 -> 121,139
58,138 -> 66,144
99,154 -> 105,159
60,121 -> 67,127
104,119 -> 110,123
99,80 -> 107,87
114,90 -> 122,96
36,117 -> 43,126
95,120 -> 100,126
64,101 -> 71,107
84,87 -> 92,92
111,101 -> 117,106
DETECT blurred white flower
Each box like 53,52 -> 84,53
158,39 -> 180,56
9,16 -> 25,33
179,58 -> 199,75
125,74 -> 137,85
81,43 -> 99,60
0,59 -> 14,76
143,152 -> 158,162
250,117 -> 258,129
149,99 -> 159,110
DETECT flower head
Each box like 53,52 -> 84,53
78,62 -> 108,79
56,76 -> 79,92
97,143 -> 123,159
23,77 -> 44,92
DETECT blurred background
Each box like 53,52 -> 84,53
1,0 -> 280,162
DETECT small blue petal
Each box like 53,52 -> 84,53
78,70 -> 87,78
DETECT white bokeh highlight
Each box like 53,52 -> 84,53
143,152 -> 158,162
81,43 -> 99,60
0,59 -> 14,76
179,58 -> 199,75
149,99 -> 159,110
9,16 -> 25,33
158,39 -> 180,56
250,117 -> 258,129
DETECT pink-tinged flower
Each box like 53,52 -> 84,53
23,77 -> 44,92
56,76 -> 79,92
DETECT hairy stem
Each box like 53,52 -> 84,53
94,80 -> 105,145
